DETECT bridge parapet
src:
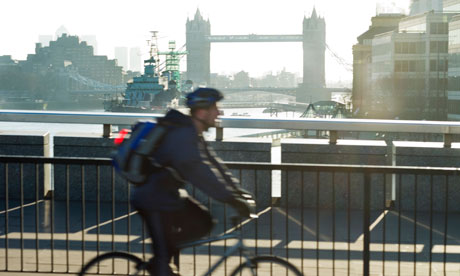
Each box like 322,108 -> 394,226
1,110 -> 460,147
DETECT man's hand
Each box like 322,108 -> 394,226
235,186 -> 254,201
229,196 -> 256,218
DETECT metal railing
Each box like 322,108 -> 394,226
2,110 -> 460,146
1,155 -> 459,275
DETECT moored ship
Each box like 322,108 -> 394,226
104,33 -> 189,113
103,57 -> 174,113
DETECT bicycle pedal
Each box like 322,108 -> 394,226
137,262 -> 150,271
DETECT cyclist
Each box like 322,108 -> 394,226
131,87 -> 253,276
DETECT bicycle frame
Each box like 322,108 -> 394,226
176,227 -> 254,276
79,216 -> 302,276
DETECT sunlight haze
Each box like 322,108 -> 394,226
0,0 -> 410,84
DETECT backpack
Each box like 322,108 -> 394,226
112,120 -> 167,185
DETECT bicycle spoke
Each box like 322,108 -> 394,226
230,256 -> 303,276
79,252 -> 147,276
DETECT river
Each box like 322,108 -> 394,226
0,107 -> 303,140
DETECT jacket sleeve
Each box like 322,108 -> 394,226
206,147 -> 240,188
165,127 -> 237,203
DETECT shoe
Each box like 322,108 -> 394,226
147,262 -> 181,276
169,264 -> 181,276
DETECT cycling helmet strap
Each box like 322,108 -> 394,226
194,116 -> 213,129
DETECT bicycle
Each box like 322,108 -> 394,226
78,216 -> 304,275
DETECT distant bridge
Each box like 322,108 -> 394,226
69,90 -> 124,95
220,87 -> 351,97
220,87 -> 297,96
221,101 -> 309,112
60,69 -> 126,94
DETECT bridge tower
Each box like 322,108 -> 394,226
300,7 -> 326,101
186,9 -> 211,86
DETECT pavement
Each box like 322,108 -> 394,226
0,199 -> 459,275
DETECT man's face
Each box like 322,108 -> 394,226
194,103 -> 220,130
192,102 -> 222,132
203,103 -> 220,128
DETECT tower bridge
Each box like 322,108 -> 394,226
205,34 -> 303,43
186,8 -> 326,103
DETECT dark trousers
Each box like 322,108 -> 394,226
137,198 -> 214,275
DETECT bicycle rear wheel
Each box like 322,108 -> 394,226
230,255 -> 303,276
78,251 -> 149,276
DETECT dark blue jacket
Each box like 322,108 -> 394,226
131,109 -> 239,212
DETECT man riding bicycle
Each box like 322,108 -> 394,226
131,87 -> 254,276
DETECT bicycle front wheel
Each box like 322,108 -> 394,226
78,251 -> 149,276
230,255 -> 303,276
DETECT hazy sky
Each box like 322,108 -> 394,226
0,0 -> 410,83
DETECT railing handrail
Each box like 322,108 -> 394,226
0,155 -> 113,165
1,155 -> 460,175
0,109 -> 163,125
2,109 -> 460,134
2,109 -> 460,146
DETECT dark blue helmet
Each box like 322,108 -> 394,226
186,88 -> 223,109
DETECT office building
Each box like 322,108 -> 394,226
370,11 -> 453,120
447,14 -> 460,119
55,25 -> 69,39
129,47 -> 142,72
21,34 -> 122,88
114,47 -> 128,70
352,13 -> 404,116
38,35 -> 53,47
410,0 -> 443,15
445,0 -> 460,11
81,35 -> 98,55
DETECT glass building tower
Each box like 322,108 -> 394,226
410,0 -> 443,15
371,12 -> 452,120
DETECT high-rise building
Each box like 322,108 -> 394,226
410,0 -> 443,15
129,47 -> 142,72
370,11 -> 453,120
21,34 -> 123,87
0,55 -> 18,73
447,14 -> 460,119
114,47 -> 128,70
38,35 -> 53,47
55,25 -> 69,39
352,13 -> 404,117
444,0 -> 460,12
81,35 -> 98,55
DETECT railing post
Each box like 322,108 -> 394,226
216,126 -> 223,141
363,172 -> 371,276
444,133 -> 452,148
385,138 -> 396,208
329,130 -> 338,145
43,132 -> 53,198
103,124 -> 111,138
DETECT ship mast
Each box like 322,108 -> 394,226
146,31 -> 160,76
158,40 -> 187,91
